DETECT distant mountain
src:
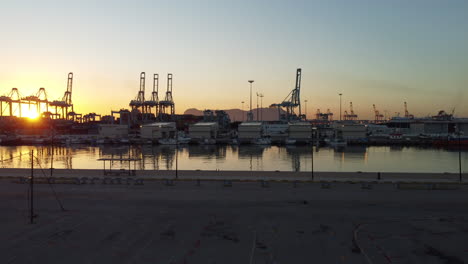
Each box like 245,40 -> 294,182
184,108 -> 285,121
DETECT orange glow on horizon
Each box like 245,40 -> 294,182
21,106 -> 39,120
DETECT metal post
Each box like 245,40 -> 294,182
175,135 -> 178,180
459,129 -> 462,182
339,93 -> 342,121
248,80 -> 254,121
311,128 -> 314,180
241,101 -> 244,121
30,150 -> 34,224
305,100 -> 308,120
256,93 -> 259,121
260,95 -> 263,121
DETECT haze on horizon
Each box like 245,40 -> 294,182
1,0 -> 467,120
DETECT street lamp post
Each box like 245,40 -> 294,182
256,93 -> 259,121
339,93 -> 342,121
259,93 -> 264,121
248,80 -> 254,121
241,101 -> 245,121
458,126 -> 463,182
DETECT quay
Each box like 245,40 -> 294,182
1,177 -> 468,263
0,168 -> 465,183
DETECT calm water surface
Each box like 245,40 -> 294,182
0,145 -> 466,173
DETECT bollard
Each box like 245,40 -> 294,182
377,172 -> 381,180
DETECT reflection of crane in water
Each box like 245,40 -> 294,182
140,145 -> 165,171
286,146 -> 301,172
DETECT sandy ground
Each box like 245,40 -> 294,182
1,178 -> 468,264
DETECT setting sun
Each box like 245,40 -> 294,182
21,106 -> 39,119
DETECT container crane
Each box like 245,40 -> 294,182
343,110 -> 349,120
21,88 -> 49,115
50,72 -> 74,119
373,104 -> 384,122
129,72 -> 146,113
9,88 -> 22,117
83,112 -> 101,122
315,109 -> 321,120
404,102 -> 414,119
344,102 -> 358,121
270,68 -> 303,122
144,74 -> 159,116
0,92 -> 13,116
159,73 -> 175,117
326,109 -> 333,121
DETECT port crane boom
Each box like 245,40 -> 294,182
270,68 -> 303,122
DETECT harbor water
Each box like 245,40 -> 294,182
0,145 -> 466,174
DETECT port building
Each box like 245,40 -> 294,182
140,122 -> 176,140
188,122 -> 219,141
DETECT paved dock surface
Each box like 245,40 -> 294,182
1,179 -> 468,264
0,168 -> 465,182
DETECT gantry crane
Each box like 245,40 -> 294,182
144,74 -> 159,116
270,68 -> 303,122
315,108 -> 333,121
9,88 -> 22,117
130,72 -> 146,113
404,102 -> 414,119
21,87 -> 49,115
0,88 -> 22,117
159,73 -> 175,117
50,72 -> 74,119
373,104 -> 384,123
0,92 -> 13,116
83,113 -> 101,122
326,109 -> 333,121
344,102 -> 358,121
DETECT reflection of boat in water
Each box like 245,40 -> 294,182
159,137 -> 193,145
177,136 -> 191,144
200,138 -> 217,145
119,138 -> 130,144
253,137 -> 271,145
329,138 -> 347,148
159,138 -> 176,145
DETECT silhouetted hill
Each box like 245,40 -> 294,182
184,108 -> 285,121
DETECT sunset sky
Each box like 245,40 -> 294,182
1,0 -> 467,119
